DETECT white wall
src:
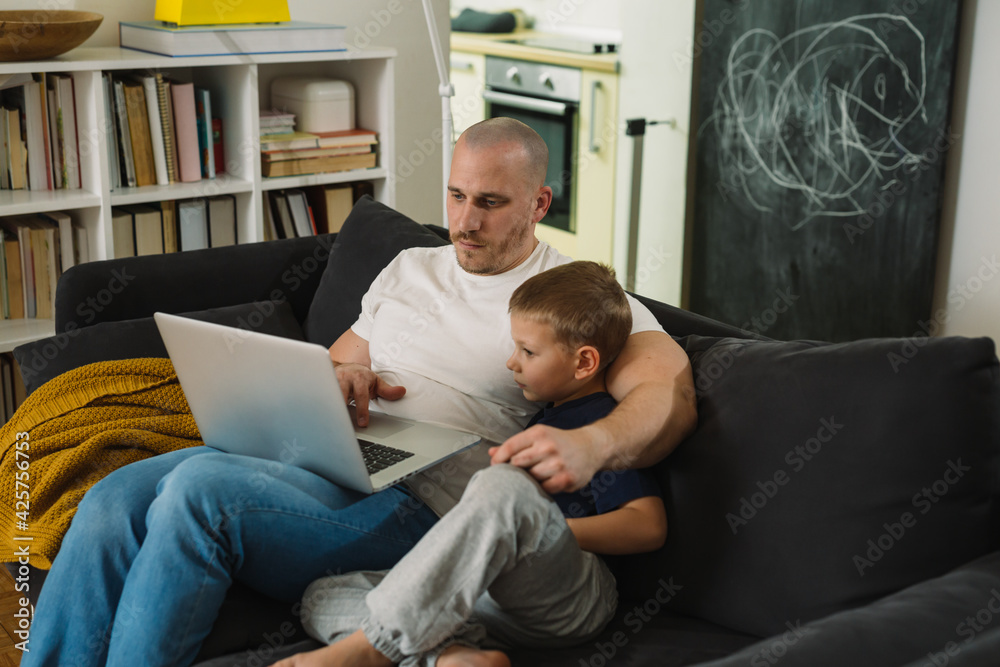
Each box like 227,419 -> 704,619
66,0 -> 449,226
933,0 -> 1000,344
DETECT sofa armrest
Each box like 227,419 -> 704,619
54,235 -> 336,333
695,550 -> 1000,667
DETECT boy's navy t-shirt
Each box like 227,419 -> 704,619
525,392 -> 661,518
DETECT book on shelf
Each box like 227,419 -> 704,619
131,74 -> 170,186
1,107 -> 26,190
46,86 -> 62,189
283,189 -> 314,237
195,88 -> 215,179
123,81 -> 157,187
172,82 -> 202,183
268,192 -> 296,240
261,151 -> 376,178
304,183 -> 355,235
154,200 -> 179,253
262,145 -> 376,161
1,352 -> 28,423
118,21 -> 347,58
156,73 -> 180,184
53,75 -> 82,190
112,78 -> 137,188
259,128 -> 377,152
103,74 -> 121,190
1,229 -> 24,320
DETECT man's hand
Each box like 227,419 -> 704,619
334,362 -> 405,427
489,424 -> 605,494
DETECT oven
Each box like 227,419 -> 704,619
483,56 -> 581,233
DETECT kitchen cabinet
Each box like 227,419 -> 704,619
449,50 -> 487,136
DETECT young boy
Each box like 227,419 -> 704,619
272,261 -> 667,667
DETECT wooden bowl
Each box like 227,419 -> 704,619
0,10 -> 103,62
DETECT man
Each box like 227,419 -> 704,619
23,118 -> 696,667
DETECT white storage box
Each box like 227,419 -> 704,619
270,77 -> 355,133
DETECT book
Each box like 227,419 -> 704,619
135,74 -> 169,186
33,73 -> 54,191
262,191 -> 278,241
155,200 -> 179,253
259,131 -> 321,152
111,208 -> 135,258
119,205 -> 165,256
118,21 -> 347,58
195,88 -> 215,179
112,79 -> 137,188
306,183 -> 355,235
207,195 -> 237,247
46,87 -> 63,188
103,74 -> 120,190
177,199 -> 209,250
212,117 -> 224,175
156,74 -> 179,184
314,128 -> 378,150
172,82 -> 201,183
8,108 -> 26,190
0,108 -> 9,189
259,109 -> 295,128
261,151 -> 376,178
269,192 -> 296,239
262,145 -> 374,162
123,82 -> 156,187
55,75 -> 81,189
27,217 -> 59,319
8,81 -> 47,191
2,232 -> 24,319
284,189 -> 314,237
38,211 -> 76,272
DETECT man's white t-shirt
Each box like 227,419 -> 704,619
350,241 -> 663,516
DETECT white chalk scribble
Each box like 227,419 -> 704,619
703,13 -> 929,229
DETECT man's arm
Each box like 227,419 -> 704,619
491,331 -> 697,493
328,329 -> 405,427
565,496 -> 667,555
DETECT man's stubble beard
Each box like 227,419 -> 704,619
451,217 -> 534,275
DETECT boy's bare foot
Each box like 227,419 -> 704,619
437,644 -> 511,667
269,629 -> 393,667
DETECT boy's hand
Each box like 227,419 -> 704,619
333,362 -> 405,427
490,424 -> 605,494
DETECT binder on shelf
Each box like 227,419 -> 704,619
153,200 -> 179,253
177,199 -> 209,250
111,208 -> 136,258
119,205 -> 165,256
269,192 -> 296,240
155,74 -> 179,184
305,183 -> 355,235
207,195 -> 237,247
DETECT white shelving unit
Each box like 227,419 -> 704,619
0,45 -> 396,350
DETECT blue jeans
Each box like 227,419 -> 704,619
22,446 -> 439,667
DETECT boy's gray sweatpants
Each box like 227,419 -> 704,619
299,463 -> 618,666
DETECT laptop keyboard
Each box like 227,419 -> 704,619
359,439 -> 415,475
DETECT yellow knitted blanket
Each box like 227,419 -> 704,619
0,357 -> 202,569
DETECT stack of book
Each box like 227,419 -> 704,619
118,21 -> 346,58
110,195 -> 238,258
260,109 -> 295,138
263,181 -> 372,240
260,127 -> 377,178
103,72 -> 222,190
0,212 -> 87,321
0,72 -> 82,192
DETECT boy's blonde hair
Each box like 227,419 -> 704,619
509,261 -> 632,371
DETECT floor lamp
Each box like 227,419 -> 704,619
420,0 -> 455,227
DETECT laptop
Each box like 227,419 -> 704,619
154,312 -> 482,493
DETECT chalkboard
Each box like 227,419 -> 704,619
688,0 -> 963,342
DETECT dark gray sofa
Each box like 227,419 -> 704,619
11,196 -> 1000,666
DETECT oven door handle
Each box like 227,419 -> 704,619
482,90 -> 570,116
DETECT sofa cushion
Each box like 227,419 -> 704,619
302,195 -> 448,348
608,334 -> 1000,639
698,550 -> 1000,667
14,300 -> 303,396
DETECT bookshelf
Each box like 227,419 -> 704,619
0,45 -> 396,351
